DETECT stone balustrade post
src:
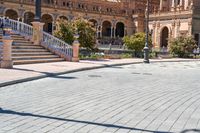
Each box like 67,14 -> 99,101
31,22 -> 44,45
72,38 -> 80,62
0,36 -> 13,69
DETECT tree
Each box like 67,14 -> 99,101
54,19 -> 75,45
169,36 -> 197,57
75,19 -> 96,51
123,32 -> 152,55
54,18 -> 96,51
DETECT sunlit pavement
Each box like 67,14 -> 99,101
0,61 -> 200,133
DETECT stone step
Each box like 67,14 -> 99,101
0,39 -> 30,43
12,45 -> 44,49
13,44 -> 41,47
13,42 -> 34,45
12,52 -> 53,56
13,58 -> 65,65
0,36 -> 25,39
12,55 -> 60,60
13,49 -> 49,52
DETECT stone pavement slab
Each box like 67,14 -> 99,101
0,61 -> 200,133
0,58 -> 200,87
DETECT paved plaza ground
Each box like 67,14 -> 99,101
0,61 -> 200,133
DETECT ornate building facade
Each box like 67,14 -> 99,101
0,0 -> 159,40
1,0 -> 199,50
149,0 -> 200,50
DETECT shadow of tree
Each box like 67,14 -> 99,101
0,108 -> 171,133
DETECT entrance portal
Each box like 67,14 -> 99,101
161,27 -> 169,48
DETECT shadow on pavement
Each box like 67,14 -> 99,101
12,67 -> 77,80
180,129 -> 200,133
0,108 -> 171,133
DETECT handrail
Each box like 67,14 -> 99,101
0,17 -> 33,36
42,32 -> 73,60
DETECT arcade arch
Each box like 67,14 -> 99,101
42,14 -> 53,33
5,9 -> 18,20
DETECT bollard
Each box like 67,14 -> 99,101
0,36 -> 13,68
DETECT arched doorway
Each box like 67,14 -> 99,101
42,14 -> 53,33
115,22 -> 124,38
5,9 -> 18,20
24,12 -> 35,25
161,27 -> 169,48
102,21 -> 111,37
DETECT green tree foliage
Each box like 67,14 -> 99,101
54,18 -> 96,51
54,19 -> 75,45
169,36 -> 197,57
123,32 -> 152,52
75,19 -> 96,51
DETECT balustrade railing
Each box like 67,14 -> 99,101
0,17 -> 33,37
42,32 -> 73,60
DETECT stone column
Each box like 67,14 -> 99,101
1,36 -> 13,69
160,0 -> 163,11
100,25 -> 103,38
190,0 -> 193,10
156,22 -> 160,49
171,0 -> 175,11
179,0 -> 183,10
152,22 -> 156,48
31,22 -> 44,45
176,20 -> 180,37
111,27 -> 113,38
184,0 -> 189,10
188,18 -> 192,36
124,26 -> 127,36
172,20 -> 176,38
72,39 -> 80,62
113,27 -> 116,38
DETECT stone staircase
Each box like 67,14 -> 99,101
0,31 -> 65,65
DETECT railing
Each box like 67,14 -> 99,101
42,32 -> 73,60
0,17 -> 73,60
0,17 -> 33,37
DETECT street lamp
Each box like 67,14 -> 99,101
34,0 -> 41,22
143,0 -> 150,63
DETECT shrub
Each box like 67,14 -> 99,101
54,18 -> 96,51
169,36 -> 197,58
123,32 -> 152,53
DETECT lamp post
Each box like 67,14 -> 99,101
34,0 -> 41,22
143,0 -> 150,63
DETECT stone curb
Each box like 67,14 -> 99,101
0,59 -> 200,87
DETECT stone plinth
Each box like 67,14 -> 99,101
31,22 -> 44,45
0,36 -> 13,69
72,40 -> 80,62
